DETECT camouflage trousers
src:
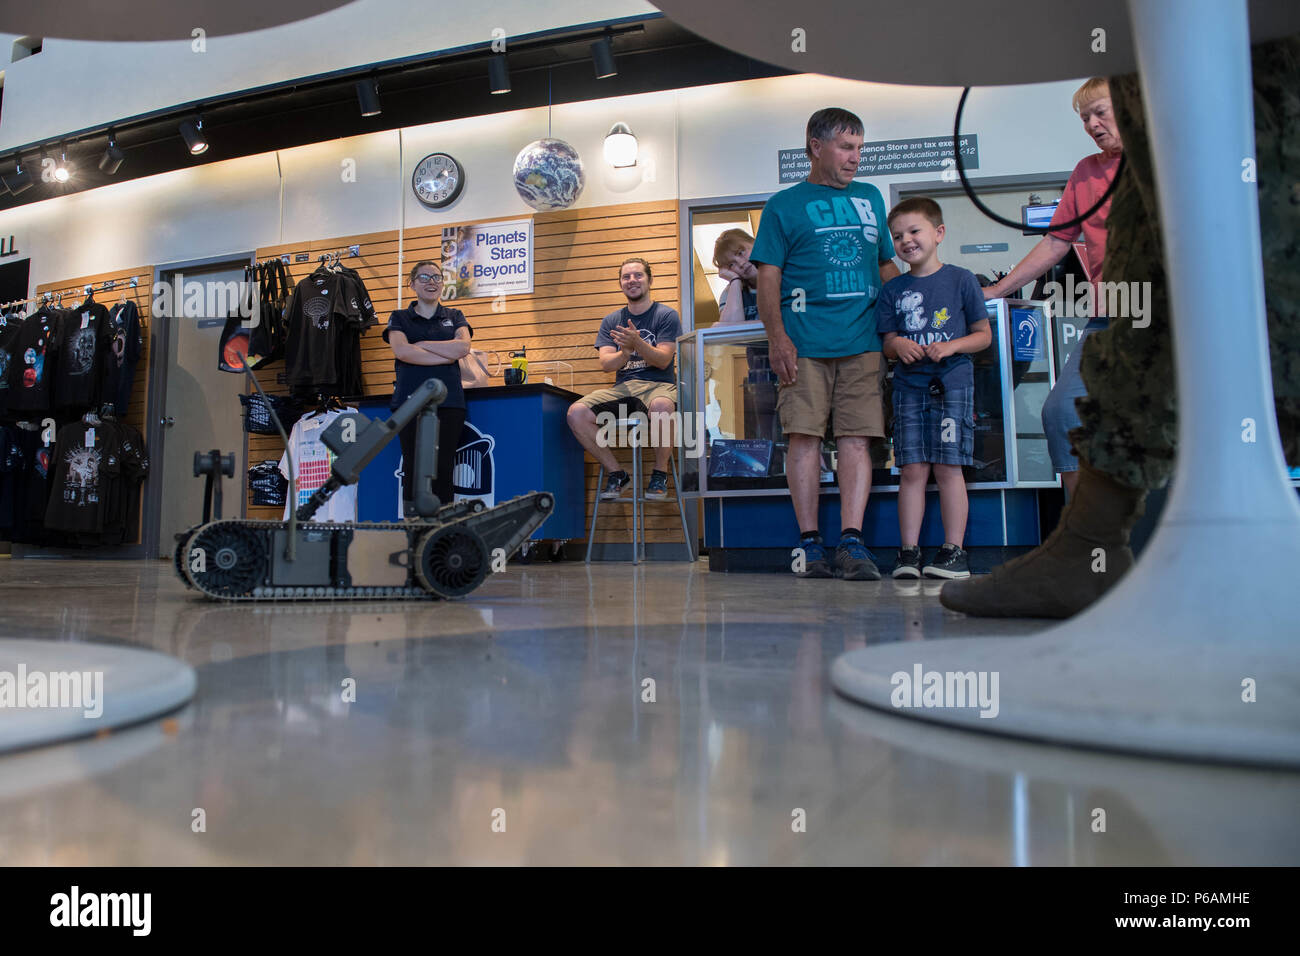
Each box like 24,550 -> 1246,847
1071,34 -> 1300,490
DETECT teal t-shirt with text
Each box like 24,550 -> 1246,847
750,180 -> 894,358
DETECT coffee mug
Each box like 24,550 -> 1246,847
504,367 -> 526,385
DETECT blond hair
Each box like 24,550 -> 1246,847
1072,77 -> 1111,114
712,228 -> 754,269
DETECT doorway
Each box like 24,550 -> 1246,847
890,173 -> 1070,291
146,256 -> 253,557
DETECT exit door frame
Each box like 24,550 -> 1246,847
141,251 -> 255,559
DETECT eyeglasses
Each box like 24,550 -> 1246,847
414,273 -> 443,285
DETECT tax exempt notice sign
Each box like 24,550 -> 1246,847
442,218 -> 534,299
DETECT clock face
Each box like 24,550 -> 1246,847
412,153 -> 464,209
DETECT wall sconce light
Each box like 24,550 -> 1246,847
603,122 -> 638,168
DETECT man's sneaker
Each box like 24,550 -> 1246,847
794,540 -> 833,578
645,472 -> 668,500
600,471 -> 631,500
892,546 -> 923,579
924,544 -> 971,579
835,537 -> 882,581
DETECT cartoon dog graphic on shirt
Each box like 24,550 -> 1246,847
898,290 -> 927,332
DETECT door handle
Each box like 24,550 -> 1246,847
160,416 -> 175,427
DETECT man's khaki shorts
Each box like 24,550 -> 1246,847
777,352 -> 885,438
577,378 -> 677,411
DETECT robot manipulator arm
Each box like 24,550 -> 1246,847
295,379 -> 447,522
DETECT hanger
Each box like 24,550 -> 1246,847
82,410 -> 101,426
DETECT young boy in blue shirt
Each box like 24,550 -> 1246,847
875,198 -> 992,578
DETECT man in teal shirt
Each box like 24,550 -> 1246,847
751,107 -> 900,580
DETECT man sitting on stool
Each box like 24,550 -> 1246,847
567,257 -> 683,500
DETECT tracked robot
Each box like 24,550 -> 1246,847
175,378 -> 553,601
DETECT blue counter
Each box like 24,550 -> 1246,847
352,384 -> 585,541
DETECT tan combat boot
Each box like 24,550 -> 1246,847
939,462 -> 1148,618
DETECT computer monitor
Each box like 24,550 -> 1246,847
1021,200 -> 1060,235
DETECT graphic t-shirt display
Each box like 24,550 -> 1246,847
750,179 -> 895,357
102,301 -> 144,415
0,313 -> 23,413
593,302 -> 683,384
54,300 -> 109,409
44,421 -> 111,534
278,407 -> 359,523
874,264 -> 989,389
283,267 -> 379,395
6,308 -> 61,412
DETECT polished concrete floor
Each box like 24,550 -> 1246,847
0,556 -> 1296,865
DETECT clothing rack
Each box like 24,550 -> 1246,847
313,245 -> 361,267
0,275 -> 143,312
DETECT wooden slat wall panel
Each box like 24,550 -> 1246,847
248,200 -> 689,545
33,266 -> 154,545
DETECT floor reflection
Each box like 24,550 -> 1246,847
0,560 -> 1295,864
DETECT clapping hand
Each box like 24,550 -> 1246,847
609,320 -> 644,354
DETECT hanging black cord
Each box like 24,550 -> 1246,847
952,87 -> 1126,234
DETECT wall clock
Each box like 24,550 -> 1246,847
412,153 -> 465,209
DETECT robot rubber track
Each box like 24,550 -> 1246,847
177,492 -> 554,602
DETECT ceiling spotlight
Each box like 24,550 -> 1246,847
591,35 -> 617,79
179,117 -> 208,155
356,79 -> 381,117
2,158 -> 33,195
488,54 -> 511,95
53,149 -> 70,182
100,132 -> 125,175
603,122 -> 638,168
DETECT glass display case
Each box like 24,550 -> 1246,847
676,298 -> 1059,498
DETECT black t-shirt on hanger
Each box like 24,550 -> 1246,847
284,272 -> 353,391
6,308 -> 60,412
45,419 -> 114,534
105,300 -> 143,415
55,299 -> 109,409
0,312 -> 24,413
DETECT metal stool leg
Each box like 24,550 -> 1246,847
631,425 -> 642,566
670,452 -> 694,562
585,463 -> 604,563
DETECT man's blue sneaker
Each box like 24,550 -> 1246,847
645,472 -> 669,500
794,540 -> 833,578
835,537 -> 882,581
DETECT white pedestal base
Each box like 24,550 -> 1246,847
833,516 -> 1300,767
0,640 -> 196,754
